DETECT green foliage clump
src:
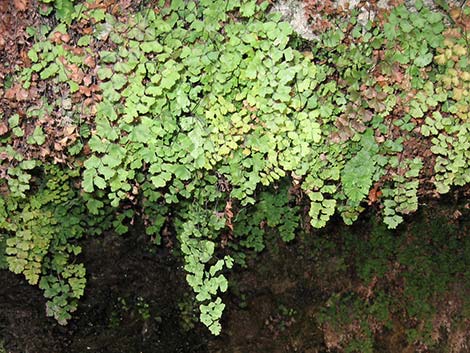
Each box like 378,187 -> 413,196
233,182 -> 300,255
38,0 -> 77,23
316,213 -> 470,352
427,27 -> 470,193
0,165 -> 111,324
0,234 -> 7,270
3,0 -> 470,337
381,158 -> 423,228
176,204 -> 233,335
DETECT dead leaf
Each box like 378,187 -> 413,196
54,142 -> 64,151
361,109 -> 373,122
82,27 -> 93,35
368,184 -> 382,205
0,122 -> 8,135
375,75 -> 388,87
52,31 -> 63,44
83,98 -> 95,107
224,199 -> 234,231
79,86 -> 92,96
453,210 -> 462,220
68,64 -> 85,83
391,66 -> 404,83
60,33 -> 71,43
83,143 -> 91,155
83,75 -> 93,86
63,126 -> 76,136
450,8 -> 461,20
350,120 -> 366,133
14,0 -> 28,11
5,84 -> 29,101
329,132 -> 341,144
84,56 -> 96,68
4,86 -> 17,100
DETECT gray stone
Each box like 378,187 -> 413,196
271,0 -> 444,41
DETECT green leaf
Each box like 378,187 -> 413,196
240,0 -> 257,17
102,153 -> 121,168
140,41 -> 163,53
342,149 -> 376,203
172,164 -> 191,180
96,116 -> 119,141
20,160 -> 36,170
8,114 -> 20,128
28,49 -> 38,63
94,175 -> 106,189
384,215 -> 403,229
151,172 -> 172,188
399,20 -> 413,33
414,52 -> 433,67
111,74 -> 128,90
90,9 -> 106,22
55,0 -> 75,23
88,135 -> 107,153
69,81 -> 79,93
100,51 -> 117,63
97,67 -> 113,80
40,63 -> 59,79
427,12 -> 442,24
77,35 -> 91,46
97,100 -> 118,121
384,23 -> 397,40
27,126 -> 46,145
160,70 -> 180,89
284,47 -> 294,61
82,169 -> 96,192
115,62 -> 133,74
209,260 -> 224,277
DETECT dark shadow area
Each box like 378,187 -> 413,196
0,231 -> 208,353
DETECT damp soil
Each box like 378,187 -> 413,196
0,229 -> 330,353
1,196 -> 470,353
0,234 -> 208,353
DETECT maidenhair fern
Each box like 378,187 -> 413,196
2,0 -> 470,336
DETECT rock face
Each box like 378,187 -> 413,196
271,0 -> 317,40
271,0 -> 442,40
270,0 -> 387,40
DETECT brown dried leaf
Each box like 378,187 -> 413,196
60,33 -> 71,43
350,120 -> 366,133
0,122 -> 8,135
453,210 -> 462,220
14,0 -> 28,11
83,143 -> 91,155
82,75 -> 92,86
73,47 -> 85,56
79,86 -> 92,97
336,115 -> 349,127
363,88 -> 377,99
329,132 -> 341,144
82,26 -> 93,35
84,56 -> 96,68
54,142 -> 64,151
362,109 -> 373,122
52,31 -> 63,44
63,125 -> 76,136
375,75 -> 388,87
5,84 -> 29,101
68,65 -> 85,83
368,186 -> 382,205
16,88 -> 28,101
4,86 -> 17,100
224,200 -> 234,231
54,136 -> 70,151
